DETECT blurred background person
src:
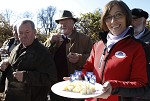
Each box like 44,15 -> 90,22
131,8 -> 150,44
0,25 -> 20,56
0,24 -> 20,100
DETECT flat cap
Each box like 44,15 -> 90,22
131,8 -> 149,19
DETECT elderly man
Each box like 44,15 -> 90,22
44,10 -> 93,101
131,8 -> 150,44
0,19 -> 57,101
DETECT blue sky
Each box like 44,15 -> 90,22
1,0 -> 150,14
0,0 -> 150,22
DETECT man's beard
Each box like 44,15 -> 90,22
134,24 -> 145,36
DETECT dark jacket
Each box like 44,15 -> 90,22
138,28 -> 150,45
3,39 -> 57,101
44,29 -> 93,75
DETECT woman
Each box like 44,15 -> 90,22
82,0 -> 148,101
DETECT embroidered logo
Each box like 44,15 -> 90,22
115,51 -> 126,58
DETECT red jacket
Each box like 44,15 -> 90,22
82,29 -> 148,101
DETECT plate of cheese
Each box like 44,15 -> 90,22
51,80 -> 104,99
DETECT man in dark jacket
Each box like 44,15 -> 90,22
131,8 -> 150,44
0,19 -> 57,101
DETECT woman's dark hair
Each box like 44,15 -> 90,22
101,0 -> 132,32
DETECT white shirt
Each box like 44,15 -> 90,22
134,28 -> 145,39
107,27 -> 130,52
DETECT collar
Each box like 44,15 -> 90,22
99,27 -> 133,45
134,28 -> 145,39
106,27 -> 130,52
107,27 -> 130,41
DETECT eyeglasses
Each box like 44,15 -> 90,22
105,12 -> 125,22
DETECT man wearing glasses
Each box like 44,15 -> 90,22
131,8 -> 150,44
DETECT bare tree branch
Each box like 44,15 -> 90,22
37,6 -> 56,35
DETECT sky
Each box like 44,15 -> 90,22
0,0 -> 150,24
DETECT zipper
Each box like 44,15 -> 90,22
101,52 -> 109,84
99,47 -> 107,68
100,36 -> 130,83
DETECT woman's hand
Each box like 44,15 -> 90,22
96,81 -> 112,99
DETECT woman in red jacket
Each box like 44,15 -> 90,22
81,0 -> 148,101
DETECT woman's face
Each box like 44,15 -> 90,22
105,5 -> 126,35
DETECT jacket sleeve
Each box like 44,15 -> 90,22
82,43 -> 96,75
75,36 -> 93,67
112,86 -> 150,99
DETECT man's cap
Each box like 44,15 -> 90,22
131,8 -> 149,19
55,10 -> 78,24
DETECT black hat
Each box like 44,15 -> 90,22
131,8 -> 149,19
55,10 -> 78,24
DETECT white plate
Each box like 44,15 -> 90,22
51,80 -> 104,99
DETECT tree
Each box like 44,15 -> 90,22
37,6 -> 56,35
36,28 -> 47,43
77,9 -> 102,43
1,9 -> 14,24
0,14 -> 13,46
22,11 -> 34,19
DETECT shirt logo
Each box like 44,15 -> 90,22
115,51 -> 126,58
